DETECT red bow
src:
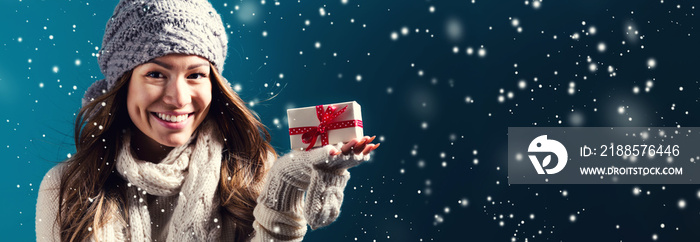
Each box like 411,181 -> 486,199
289,105 -> 363,151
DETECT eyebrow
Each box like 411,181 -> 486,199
147,60 -> 209,70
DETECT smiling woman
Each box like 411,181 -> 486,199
127,55 -> 213,159
34,0 -> 378,241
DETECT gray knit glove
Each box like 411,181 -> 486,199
253,146 -> 337,242
304,142 -> 370,229
254,143 -> 369,241
259,148 -> 322,212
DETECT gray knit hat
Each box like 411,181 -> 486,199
83,0 -> 228,106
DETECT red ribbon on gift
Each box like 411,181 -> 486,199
289,104 -> 363,151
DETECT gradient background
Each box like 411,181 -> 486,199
2,0 -> 699,241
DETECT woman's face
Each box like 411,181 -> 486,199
127,54 -> 212,147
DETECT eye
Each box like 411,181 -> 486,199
146,71 -> 164,78
187,73 -> 207,79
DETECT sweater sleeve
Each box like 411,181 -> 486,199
36,164 -> 66,242
250,147 -> 328,242
250,144 -> 370,241
304,142 -> 370,229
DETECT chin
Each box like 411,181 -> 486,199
158,133 -> 194,147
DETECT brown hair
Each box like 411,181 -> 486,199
57,64 -> 276,241
209,64 -> 276,240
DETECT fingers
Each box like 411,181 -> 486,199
351,136 -> 371,155
340,138 -> 359,155
340,137 -> 365,155
367,143 -> 380,155
351,136 -> 376,155
336,136 -> 379,156
361,144 -> 374,155
360,142 -> 381,155
329,147 -> 342,156
353,136 -> 369,155
366,136 -> 376,144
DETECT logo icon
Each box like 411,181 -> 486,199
528,135 -> 568,174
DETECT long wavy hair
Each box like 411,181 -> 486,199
57,64 -> 275,241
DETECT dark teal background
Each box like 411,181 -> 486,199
2,0 -> 700,241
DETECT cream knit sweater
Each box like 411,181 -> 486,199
36,134 -> 368,241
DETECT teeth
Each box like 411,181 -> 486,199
156,113 -> 189,123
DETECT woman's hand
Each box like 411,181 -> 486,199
329,135 -> 380,156
303,135 -> 380,229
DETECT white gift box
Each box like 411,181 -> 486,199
287,101 -> 364,151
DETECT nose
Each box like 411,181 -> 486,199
162,76 -> 191,108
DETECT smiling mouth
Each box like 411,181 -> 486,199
152,112 -> 194,123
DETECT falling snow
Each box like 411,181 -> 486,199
5,0 -> 700,241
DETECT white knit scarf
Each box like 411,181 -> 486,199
113,121 -> 223,241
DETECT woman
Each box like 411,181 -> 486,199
35,0 -> 379,241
